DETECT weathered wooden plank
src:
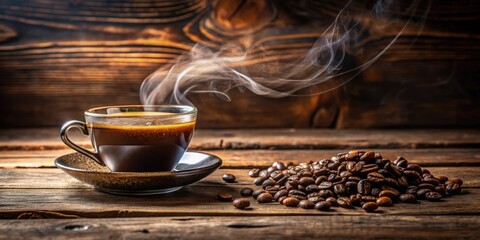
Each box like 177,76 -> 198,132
0,186 -> 476,219
0,167 -> 476,189
1,148 -> 479,168
1,128 -> 479,150
1,215 -> 479,240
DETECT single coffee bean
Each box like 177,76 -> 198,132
447,178 -> 463,186
272,173 -> 285,182
306,184 -> 320,193
217,193 -> 233,202
297,185 -> 307,193
361,164 -> 379,174
360,151 -> 375,163
371,188 -> 381,197
326,197 -> 338,206
362,202 -> 378,212
257,192 -> 274,203
425,191 -> 442,202
361,196 -> 377,202
357,180 -> 372,195
416,188 -> 432,199
233,198 -> 250,209
435,184 -> 447,196
276,176 -> 289,185
267,166 -> 277,173
288,190 -> 306,197
274,189 -> 288,201
349,194 -> 362,206
379,190 -> 399,200
283,197 -> 300,207
262,179 -> 276,189
437,176 -> 449,184
252,189 -> 266,199
290,194 -> 307,200
396,159 -> 408,168
222,174 -> 236,183
406,186 -> 418,195
334,184 -> 349,196
399,193 -> 417,203
273,162 -> 286,170
337,197 -> 353,209
299,200 -> 315,209
384,178 -> 400,189
299,177 -> 315,186
406,164 -> 422,173
367,172 -> 385,183
314,201 -> 331,211
240,187 -> 254,197
446,183 -> 462,194
376,196 -> 393,206
308,196 -> 325,203
318,190 -> 334,198
259,170 -> 269,177
253,176 -> 268,186
418,183 -> 435,190
248,168 -> 260,178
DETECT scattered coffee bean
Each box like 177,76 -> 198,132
362,202 -> 378,212
217,193 -> 233,202
242,151 -> 464,212
376,196 -> 393,206
222,174 -> 236,183
425,191 -> 442,202
299,200 -> 315,209
314,201 -> 331,211
283,197 -> 300,207
233,198 -> 250,209
399,194 -> 417,203
257,193 -> 273,203
240,188 -> 254,197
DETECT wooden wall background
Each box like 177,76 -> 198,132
0,0 -> 479,128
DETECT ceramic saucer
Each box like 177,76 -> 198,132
55,151 -> 222,195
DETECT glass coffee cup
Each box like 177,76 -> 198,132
60,105 -> 197,172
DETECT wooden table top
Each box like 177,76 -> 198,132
0,128 -> 479,239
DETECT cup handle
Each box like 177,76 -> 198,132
60,120 -> 105,166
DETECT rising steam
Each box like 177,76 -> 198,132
140,0 -> 428,106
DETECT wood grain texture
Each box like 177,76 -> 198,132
0,0 -> 479,128
1,215 -> 480,240
1,148 -> 480,169
1,128 -> 479,150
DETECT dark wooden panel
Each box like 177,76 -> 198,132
0,0 -> 479,128
1,216 -> 479,239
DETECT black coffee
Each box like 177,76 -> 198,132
88,113 -> 195,172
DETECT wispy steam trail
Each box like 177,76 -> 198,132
140,0 -> 428,106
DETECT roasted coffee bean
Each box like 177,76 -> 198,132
299,177 -> 315,186
425,191 -> 442,202
377,169 -> 390,177
306,184 -> 320,193
334,184 -> 349,196
262,179 -> 277,189
274,189 -> 289,201
233,198 -> 250,209
259,170 -> 269,177
290,194 -> 307,200
253,176 -> 268,186
325,197 -> 338,206
299,200 -> 315,209
385,163 -> 402,177
217,193 -> 233,202
252,189 -> 266,199
416,188 -> 432,199
273,162 -> 286,170
339,171 -> 353,178
277,176 -> 289,185
315,201 -> 331,211
418,183 -> 435,190
423,177 -> 440,186
406,186 -> 418,195
371,188 -> 381,197
379,190 -> 399,200
248,168 -> 260,178
438,176 -> 449,184
447,178 -> 463,186
360,151 -> 375,163
395,159 -> 408,168
319,181 -> 333,190
361,164 -> 379,174
367,172 -> 385,184
446,183 -> 462,194
257,193 -> 274,203
308,196 -> 325,203
267,166 -> 277,173
222,174 -> 236,183
406,164 -> 422,173
350,194 -> 362,206
357,180 -> 372,195
399,193 -> 417,203
376,196 -> 393,206
384,178 -> 399,189
398,176 -> 409,189
314,169 -> 329,177
337,197 -> 353,208
297,185 -> 307,193
435,184 -> 447,196
328,162 -> 341,170
361,195 -> 377,202
362,202 -> 378,212
348,176 -> 361,182
318,190 -> 334,198
283,197 -> 300,207
240,188 -> 254,197
288,189 -> 306,197
272,173 -> 285,182
278,196 -> 288,204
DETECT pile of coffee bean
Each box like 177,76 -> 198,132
234,150 -> 464,212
